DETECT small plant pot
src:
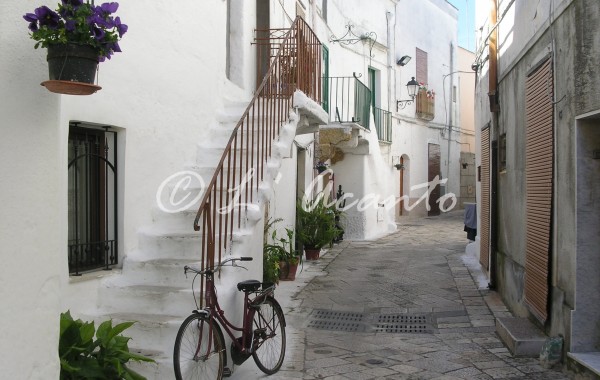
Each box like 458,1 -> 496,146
304,248 -> 320,261
47,43 -> 99,84
279,261 -> 298,281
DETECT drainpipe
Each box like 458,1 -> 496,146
488,0 -> 499,289
447,42 -> 454,186
386,11 -> 393,113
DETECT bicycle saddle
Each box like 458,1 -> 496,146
237,280 -> 261,292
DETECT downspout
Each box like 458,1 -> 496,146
488,0 -> 499,289
386,11 -> 393,112
447,42 -> 454,185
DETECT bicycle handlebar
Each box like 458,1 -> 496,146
184,256 -> 253,275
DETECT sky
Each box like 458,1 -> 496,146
447,0 -> 476,52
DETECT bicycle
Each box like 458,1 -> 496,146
173,256 -> 286,379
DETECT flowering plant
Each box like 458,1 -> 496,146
418,82 -> 435,99
23,0 -> 128,61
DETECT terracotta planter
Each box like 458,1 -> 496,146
304,248 -> 320,261
279,261 -> 298,281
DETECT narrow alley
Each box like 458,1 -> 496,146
233,211 -> 570,379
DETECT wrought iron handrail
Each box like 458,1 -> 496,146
193,17 -> 321,296
323,74 -> 371,130
373,106 -> 392,143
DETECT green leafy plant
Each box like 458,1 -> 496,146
296,195 -> 340,250
263,218 -> 283,284
59,311 -> 155,380
263,219 -> 301,281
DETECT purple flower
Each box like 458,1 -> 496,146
23,13 -> 37,22
114,17 -> 128,37
99,2 -> 119,14
65,19 -> 76,31
33,6 -> 60,29
92,27 -> 105,41
23,13 -> 39,31
110,41 -> 121,53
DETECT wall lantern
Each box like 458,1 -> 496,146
396,77 -> 419,111
397,55 -> 411,66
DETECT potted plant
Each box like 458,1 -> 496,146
275,227 -> 301,281
296,196 -> 340,260
314,161 -> 329,174
264,220 -> 300,281
263,218 -> 282,284
394,163 -> 404,170
24,0 -> 128,94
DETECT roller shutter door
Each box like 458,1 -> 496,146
524,58 -> 553,323
480,127 -> 490,270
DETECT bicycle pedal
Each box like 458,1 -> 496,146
223,368 -> 232,377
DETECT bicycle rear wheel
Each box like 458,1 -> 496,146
251,297 -> 286,374
174,313 -> 224,380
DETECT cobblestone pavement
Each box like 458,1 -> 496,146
232,211 -> 571,379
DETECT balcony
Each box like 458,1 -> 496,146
323,74 -> 371,130
416,89 -> 435,120
373,107 -> 392,143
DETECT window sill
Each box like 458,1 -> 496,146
69,268 -> 121,284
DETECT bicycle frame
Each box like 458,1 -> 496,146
201,270 -> 275,356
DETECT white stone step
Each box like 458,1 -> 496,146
98,282 -> 195,316
125,348 -> 175,380
121,257 -> 201,287
137,226 -> 253,260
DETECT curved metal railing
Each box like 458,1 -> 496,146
193,17 -> 321,296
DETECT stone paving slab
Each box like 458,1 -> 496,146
231,212 -> 572,379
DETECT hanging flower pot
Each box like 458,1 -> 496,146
47,43 -> 98,84
23,1 -> 128,95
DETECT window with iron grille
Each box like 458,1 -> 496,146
68,123 -> 118,275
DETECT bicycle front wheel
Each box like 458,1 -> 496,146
173,313 -> 225,380
251,297 -> 286,374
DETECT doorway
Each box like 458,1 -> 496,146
428,143 -> 441,216
571,115 -> 600,353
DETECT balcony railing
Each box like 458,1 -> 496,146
323,74 -> 371,130
373,106 -> 392,143
193,17 -> 321,304
416,89 -> 435,120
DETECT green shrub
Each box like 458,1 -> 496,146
59,311 -> 155,380
296,196 -> 340,250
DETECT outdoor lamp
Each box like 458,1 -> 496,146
397,77 -> 420,111
397,55 -> 411,66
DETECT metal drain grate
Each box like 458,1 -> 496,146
311,310 -> 365,322
307,319 -> 364,332
375,314 -> 434,333
308,310 -> 366,332
307,310 -> 435,334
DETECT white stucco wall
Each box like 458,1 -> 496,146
0,1 -> 65,377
